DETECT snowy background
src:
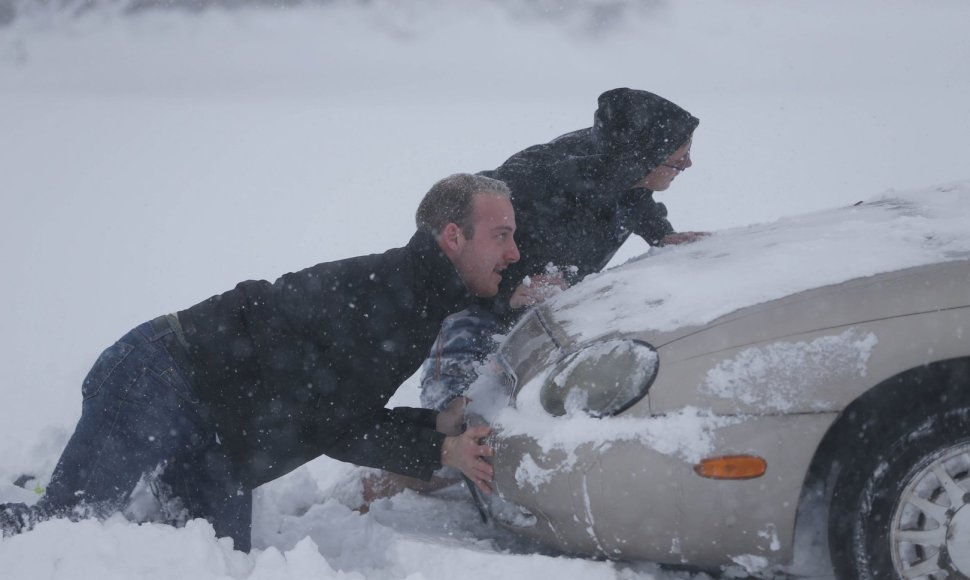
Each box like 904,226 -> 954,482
1,0 -> 969,578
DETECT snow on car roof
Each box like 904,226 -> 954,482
549,180 -> 970,340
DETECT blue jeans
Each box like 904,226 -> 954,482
20,317 -> 252,551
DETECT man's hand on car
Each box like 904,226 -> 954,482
435,396 -> 467,436
510,273 -> 568,309
661,231 -> 709,245
441,425 -> 494,494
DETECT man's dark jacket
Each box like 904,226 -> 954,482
176,231 -> 470,487
483,88 -> 700,305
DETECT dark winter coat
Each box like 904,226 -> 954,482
483,88 -> 700,308
176,231 -> 470,487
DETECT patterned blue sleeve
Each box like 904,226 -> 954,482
419,305 -> 502,411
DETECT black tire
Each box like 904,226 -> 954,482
830,406 -> 970,579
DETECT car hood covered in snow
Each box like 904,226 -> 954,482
541,180 -> 970,348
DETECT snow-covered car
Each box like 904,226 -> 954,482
465,182 -> 970,578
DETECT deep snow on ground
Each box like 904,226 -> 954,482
1,1 -> 969,578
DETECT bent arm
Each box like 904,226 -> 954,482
620,189 -> 675,245
324,407 -> 445,481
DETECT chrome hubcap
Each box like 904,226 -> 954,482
891,443 -> 970,579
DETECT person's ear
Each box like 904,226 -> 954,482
440,222 -> 464,253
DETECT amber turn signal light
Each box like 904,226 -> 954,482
694,455 -> 767,480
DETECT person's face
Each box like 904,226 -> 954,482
450,194 -> 520,297
634,138 -> 693,191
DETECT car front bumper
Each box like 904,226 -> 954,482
488,410 -> 838,569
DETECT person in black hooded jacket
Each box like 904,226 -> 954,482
487,87 -> 700,298
419,88 -> 702,412
0,173 -> 519,552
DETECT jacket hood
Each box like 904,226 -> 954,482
590,88 -> 700,189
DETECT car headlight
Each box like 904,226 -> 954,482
540,340 -> 658,417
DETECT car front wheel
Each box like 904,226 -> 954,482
831,408 -> 970,579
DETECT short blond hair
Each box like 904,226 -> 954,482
415,173 -> 511,238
